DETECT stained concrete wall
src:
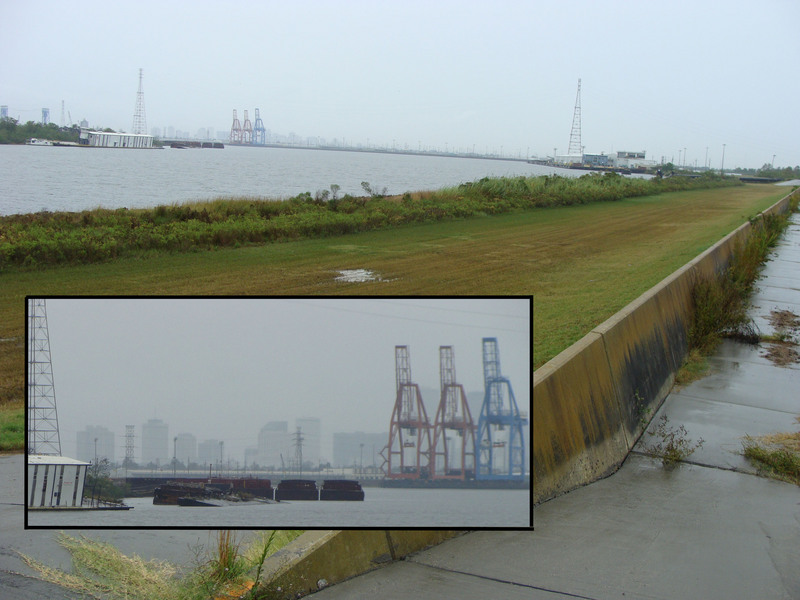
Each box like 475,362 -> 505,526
533,192 -> 796,505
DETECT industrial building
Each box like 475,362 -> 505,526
79,128 -> 154,148
76,425 -> 115,465
27,454 -> 90,508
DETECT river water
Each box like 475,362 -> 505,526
28,487 -> 530,529
0,144 -> 571,216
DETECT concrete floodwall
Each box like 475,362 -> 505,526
533,192 -> 795,505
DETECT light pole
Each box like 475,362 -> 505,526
359,443 -> 364,474
173,436 -> 177,477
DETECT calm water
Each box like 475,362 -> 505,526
28,487 -> 530,529
0,144 -> 570,216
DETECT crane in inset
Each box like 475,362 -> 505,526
475,338 -> 527,480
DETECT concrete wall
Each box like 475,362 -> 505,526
533,192 -> 795,505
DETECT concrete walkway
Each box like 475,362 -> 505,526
314,212 -> 800,599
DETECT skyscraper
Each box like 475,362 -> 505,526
141,418 -> 168,466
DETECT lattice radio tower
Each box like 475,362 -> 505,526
124,425 -> 135,468
567,78 -> 582,158
28,299 -> 61,456
132,68 -> 147,135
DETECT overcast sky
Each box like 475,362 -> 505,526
41,298 -> 530,463
3,0 -> 798,169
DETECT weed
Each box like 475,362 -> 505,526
14,530 -> 303,600
641,414 -> 705,468
674,348 -> 710,387
743,425 -> 800,486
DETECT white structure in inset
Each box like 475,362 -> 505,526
79,128 -> 154,148
76,425 -> 115,465
141,418 -> 169,466
28,298 -> 61,456
28,455 -> 90,508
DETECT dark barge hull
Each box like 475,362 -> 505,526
275,479 -> 319,501
320,479 -> 365,501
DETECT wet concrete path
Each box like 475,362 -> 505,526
315,212 -> 800,599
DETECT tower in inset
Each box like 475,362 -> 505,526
28,299 -> 61,456
132,68 -> 148,135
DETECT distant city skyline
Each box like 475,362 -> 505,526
3,1 -> 798,170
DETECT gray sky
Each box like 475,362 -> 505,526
43,298 -> 530,463
3,0 -> 799,169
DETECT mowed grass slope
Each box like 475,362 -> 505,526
0,184 -> 787,419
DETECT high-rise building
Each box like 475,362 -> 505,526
76,425 -> 115,465
257,421 -> 290,469
141,418 -> 168,466
198,439 -> 223,467
175,433 -> 197,465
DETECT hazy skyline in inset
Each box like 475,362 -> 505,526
3,1 -> 799,169
40,298 -> 530,464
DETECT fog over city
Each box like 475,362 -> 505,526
3,0 -> 799,168
42,298 -> 530,464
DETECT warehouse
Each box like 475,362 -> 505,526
79,128 -> 154,148
27,454 -> 90,508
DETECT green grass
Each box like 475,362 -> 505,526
0,402 -> 23,451
0,182 -> 791,452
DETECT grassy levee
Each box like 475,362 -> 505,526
0,182 -> 787,454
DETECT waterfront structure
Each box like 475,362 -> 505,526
79,128 -> 154,148
76,425 -> 115,465
27,454 -> 90,508
386,345 -> 432,479
476,338 -> 527,480
431,346 -> 476,480
141,418 -> 169,466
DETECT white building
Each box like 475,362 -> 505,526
27,454 -> 90,508
79,128 -> 154,148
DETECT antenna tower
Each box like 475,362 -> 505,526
253,108 -> 266,145
230,110 -> 242,143
132,68 -> 148,134
293,427 -> 304,475
28,299 -> 61,456
242,110 -> 253,144
567,78 -> 582,158
124,425 -> 135,468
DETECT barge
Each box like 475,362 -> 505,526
275,479 -> 319,501
320,479 -> 365,501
